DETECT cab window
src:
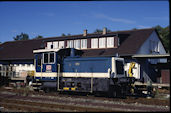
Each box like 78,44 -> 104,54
116,60 -> 124,74
37,55 -> 42,66
43,52 -> 55,64
44,53 -> 48,63
50,53 -> 54,63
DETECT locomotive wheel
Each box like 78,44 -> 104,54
108,85 -> 124,98
34,89 -> 39,92
44,88 -> 50,93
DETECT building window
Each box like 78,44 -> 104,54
81,39 -> 87,49
47,42 -> 53,49
155,42 -> 159,52
74,40 -> 81,49
53,41 -> 58,49
59,41 -> 64,49
67,40 -> 74,48
150,40 -> 159,52
157,42 -> 160,52
118,38 -> 120,46
43,52 -> 55,64
107,37 -> 114,48
91,38 -> 98,48
99,38 -> 106,48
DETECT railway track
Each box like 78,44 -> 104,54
0,89 -> 169,112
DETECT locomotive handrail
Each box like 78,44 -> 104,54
57,63 -> 60,91
91,72 -> 93,93
41,59 -> 43,79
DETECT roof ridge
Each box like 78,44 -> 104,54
37,27 -> 155,40
109,27 -> 155,33
2,27 -> 155,44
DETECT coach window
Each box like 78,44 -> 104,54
44,53 -> 48,63
50,53 -> 54,63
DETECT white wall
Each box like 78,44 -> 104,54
14,64 -> 35,72
0,64 -> 35,77
13,64 -> 35,77
137,31 -> 167,63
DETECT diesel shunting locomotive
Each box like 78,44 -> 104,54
31,48 -> 150,97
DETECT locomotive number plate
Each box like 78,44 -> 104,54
46,65 -> 52,71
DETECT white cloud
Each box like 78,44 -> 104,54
31,32 -> 37,35
94,13 -> 136,24
137,25 -> 151,29
144,17 -> 169,21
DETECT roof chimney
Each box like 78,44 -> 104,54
83,29 -> 87,36
103,27 -> 107,35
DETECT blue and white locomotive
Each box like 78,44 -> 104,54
32,48 -> 136,97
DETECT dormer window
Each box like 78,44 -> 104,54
91,38 -> 98,48
67,40 -> 74,48
53,41 -> 58,49
74,40 -> 81,49
81,39 -> 87,49
99,37 -> 106,48
107,37 -> 114,48
51,44 -> 53,49
59,41 -> 64,49
47,42 -> 52,49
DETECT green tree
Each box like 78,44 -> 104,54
13,32 -> 29,41
94,29 -> 103,33
154,25 -> 170,52
61,33 -> 71,36
154,25 -> 163,33
61,33 -> 66,36
132,28 -> 137,30
34,35 -> 43,39
94,28 -> 112,33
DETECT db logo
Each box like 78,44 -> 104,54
46,65 -> 52,71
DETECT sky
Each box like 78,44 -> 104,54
0,1 -> 169,43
